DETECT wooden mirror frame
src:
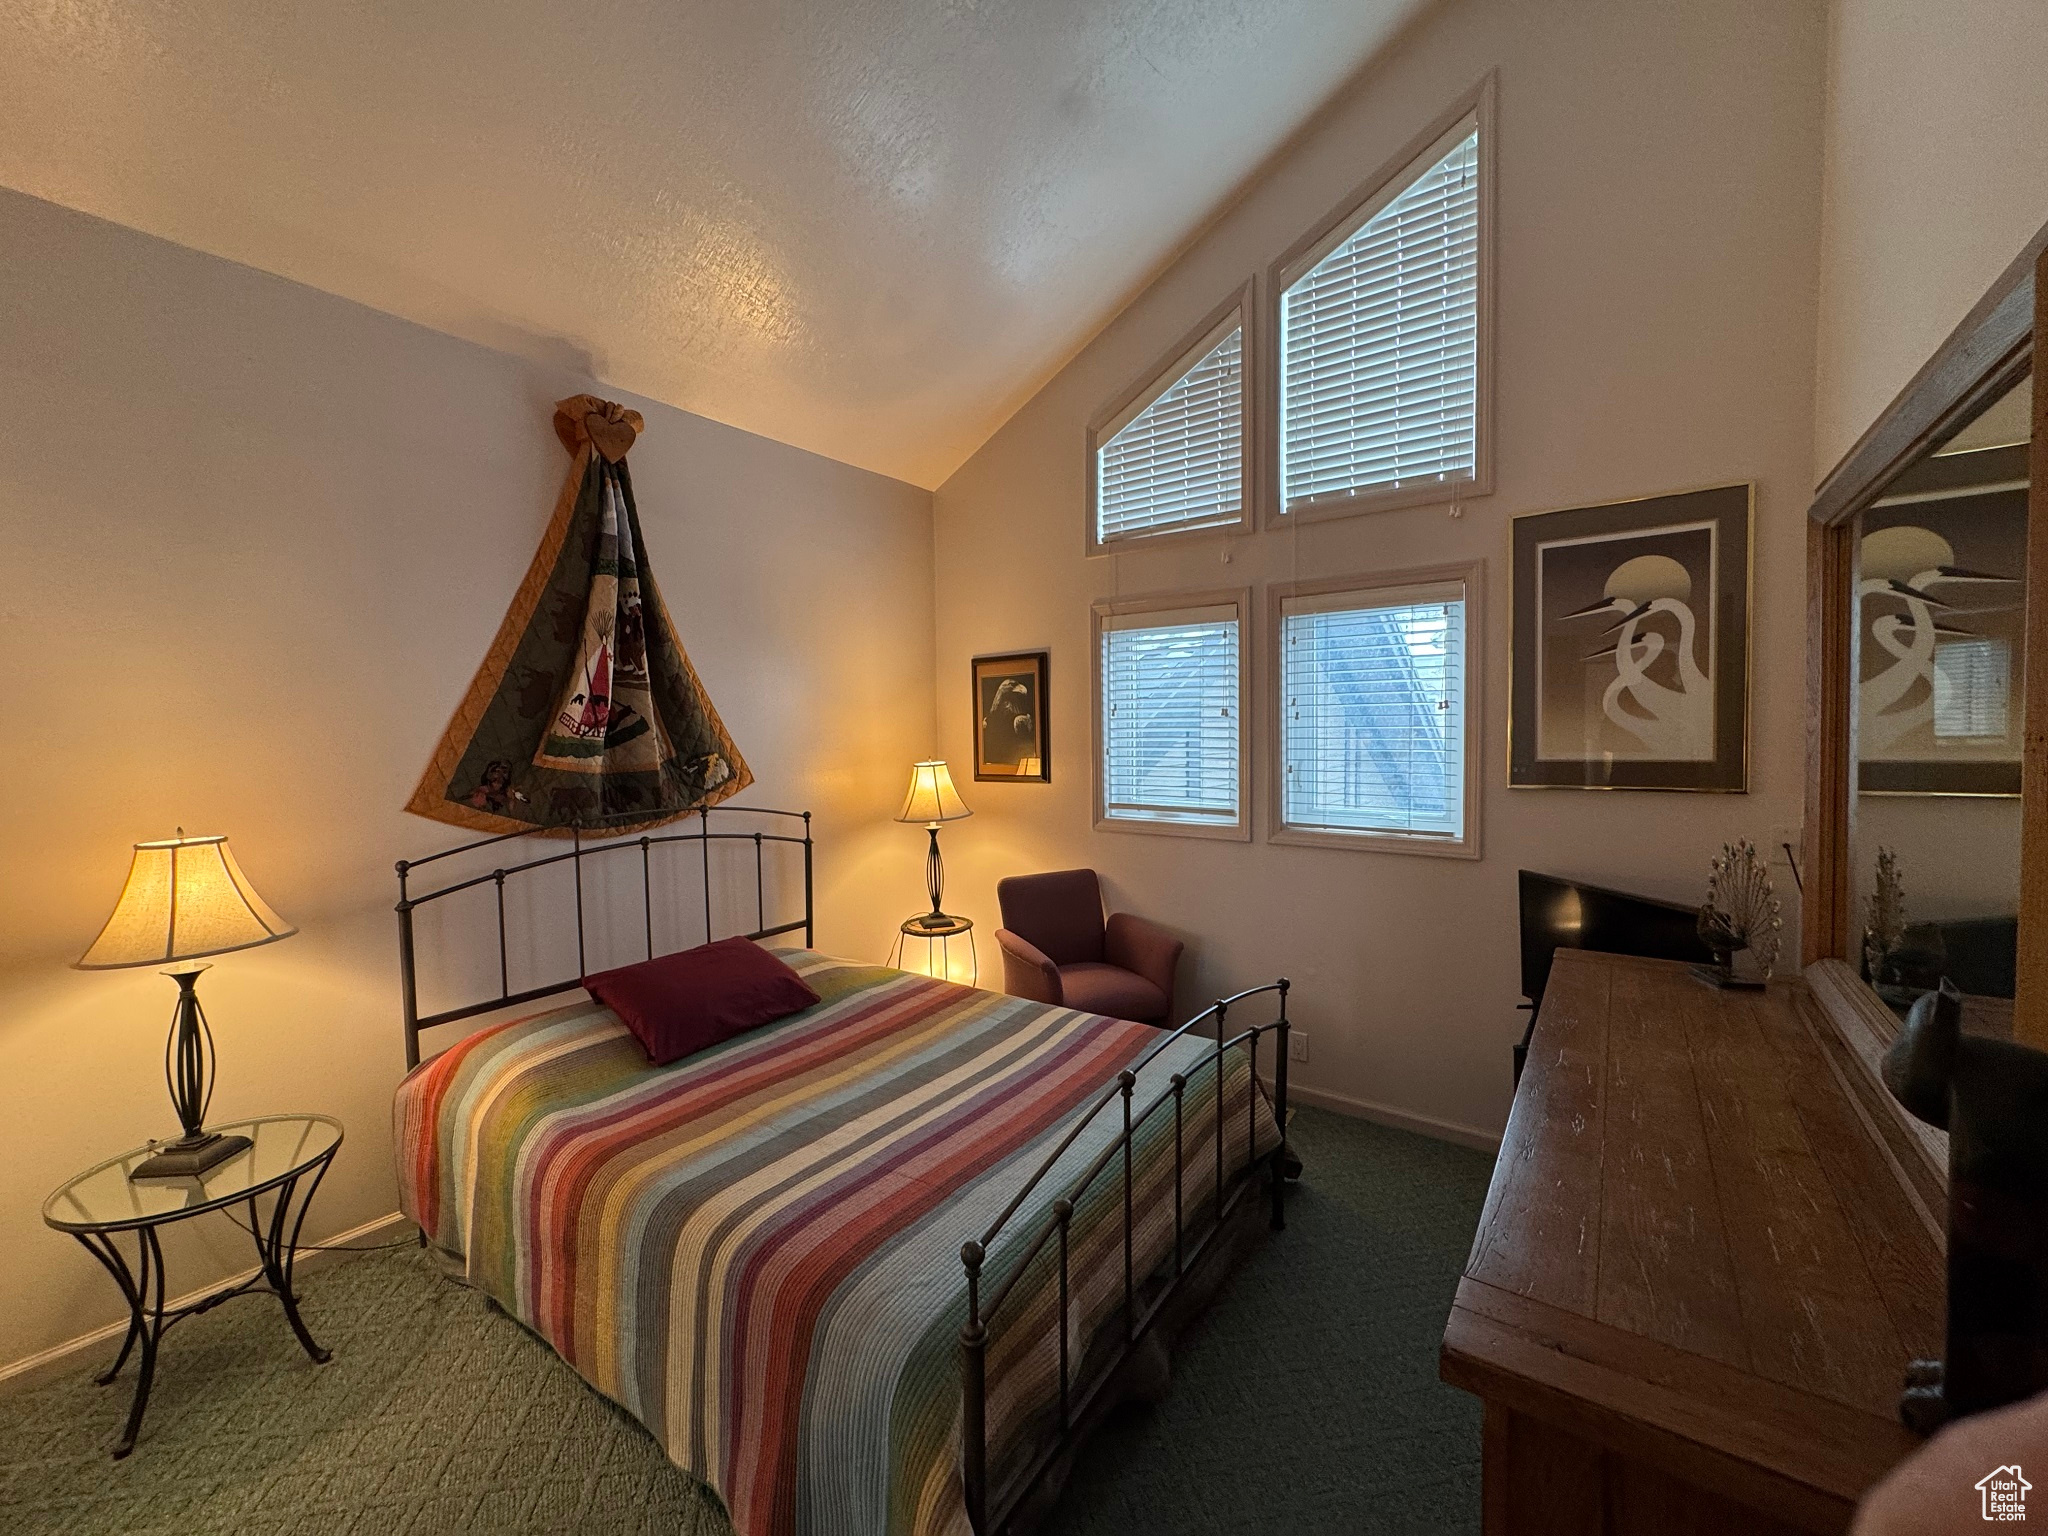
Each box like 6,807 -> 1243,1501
1803,218 -> 2048,1055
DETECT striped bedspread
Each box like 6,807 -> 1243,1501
394,951 -> 1278,1536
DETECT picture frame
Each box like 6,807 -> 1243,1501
1509,483 -> 1751,791
972,651 -> 1050,782
1856,443 -> 2026,797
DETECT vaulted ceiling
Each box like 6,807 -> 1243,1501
0,0 -> 1426,488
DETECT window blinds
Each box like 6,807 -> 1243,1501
1096,320 -> 1244,544
1101,606 -> 1241,821
1280,122 -> 1479,512
1933,636 -> 2011,740
1281,583 -> 1466,838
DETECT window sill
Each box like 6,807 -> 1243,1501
1086,514 -> 1250,559
1275,471 -> 1491,527
1267,824 -> 1480,859
1094,812 -> 1250,843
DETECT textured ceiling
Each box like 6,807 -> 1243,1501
0,0 -> 1425,487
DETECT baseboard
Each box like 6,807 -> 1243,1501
0,1209 -> 414,1394
1288,1084 -> 1502,1153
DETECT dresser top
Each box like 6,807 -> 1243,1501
1442,949 -> 1942,1528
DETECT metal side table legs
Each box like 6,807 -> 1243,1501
73,1226 -> 164,1459
59,1136 -> 339,1459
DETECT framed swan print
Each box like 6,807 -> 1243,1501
1856,443 -> 2025,797
1509,484 -> 1751,791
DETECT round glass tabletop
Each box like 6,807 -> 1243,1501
42,1114 -> 344,1233
900,914 -> 972,937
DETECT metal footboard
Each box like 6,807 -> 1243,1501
959,980 -> 1292,1533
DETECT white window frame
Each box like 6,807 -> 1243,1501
1266,561 -> 1483,858
1264,73 -> 1495,528
1085,281 -> 1256,556
1092,586 -> 1253,841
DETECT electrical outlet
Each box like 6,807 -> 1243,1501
1289,1032 -> 1308,1063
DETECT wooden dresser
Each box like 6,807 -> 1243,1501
1440,950 -> 1943,1534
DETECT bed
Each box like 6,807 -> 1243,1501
392,809 -> 1290,1536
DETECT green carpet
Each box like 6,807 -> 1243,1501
0,1107 -> 1493,1535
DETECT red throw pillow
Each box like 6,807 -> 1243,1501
584,937 -> 820,1066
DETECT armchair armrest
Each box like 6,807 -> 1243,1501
1105,912 -> 1183,1003
996,928 -> 1064,1006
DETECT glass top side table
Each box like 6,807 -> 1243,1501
889,912 -> 978,986
43,1113 -> 344,1458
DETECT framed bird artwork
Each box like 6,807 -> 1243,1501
1855,442 -> 2026,797
971,651 -> 1050,782
1509,484 -> 1751,791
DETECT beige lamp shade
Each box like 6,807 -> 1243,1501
76,833 -> 296,969
896,761 -> 972,825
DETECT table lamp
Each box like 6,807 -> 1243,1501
75,831 -> 296,1179
896,761 -> 972,933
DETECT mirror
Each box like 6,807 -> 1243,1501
1849,374 -> 2029,1034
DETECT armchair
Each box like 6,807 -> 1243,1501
994,868 -> 1182,1025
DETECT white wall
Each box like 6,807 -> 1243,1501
932,0 -> 1826,1144
0,188 -> 936,1371
1815,0 -> 2048,478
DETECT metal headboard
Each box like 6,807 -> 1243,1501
394,805 -> 814,1069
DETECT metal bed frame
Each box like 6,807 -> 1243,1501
391,804 -> 1291,1535
961,979 -> 1291,1533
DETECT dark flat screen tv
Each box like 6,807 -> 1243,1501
1517,870 -> 1711,1009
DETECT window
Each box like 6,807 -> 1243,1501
1272,567 -> 1479,856
1094,593 -> 1249,837
1933,636 -> 2012,740
1276,96 -> 1488,521
1088,288 -> 1250,551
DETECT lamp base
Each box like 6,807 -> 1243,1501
130,1132 -> 253,1181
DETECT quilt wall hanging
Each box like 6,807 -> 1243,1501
406,395 -> 752,836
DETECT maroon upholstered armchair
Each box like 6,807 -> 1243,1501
994,869 -> 1183,1025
